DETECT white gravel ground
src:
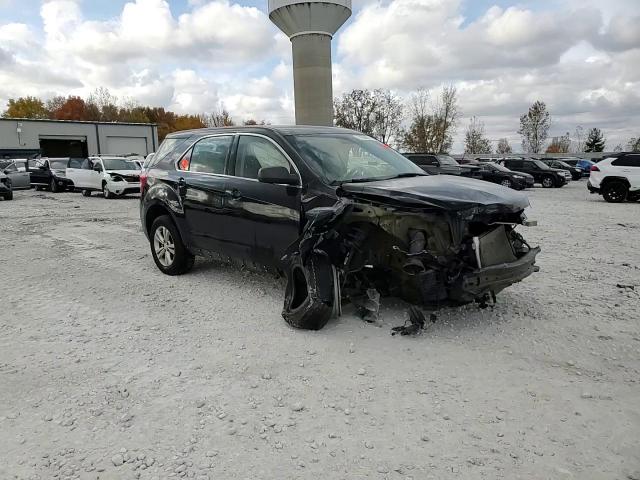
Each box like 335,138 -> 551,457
0,181 -> 639,480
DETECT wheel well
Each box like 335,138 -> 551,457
145,205 -> 171,235
601,176 -> 630,188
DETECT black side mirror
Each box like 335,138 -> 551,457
258,166 -> 298,186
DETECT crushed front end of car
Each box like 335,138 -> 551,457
282,175 -> 540,330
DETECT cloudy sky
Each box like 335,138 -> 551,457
0,0 -> 638,151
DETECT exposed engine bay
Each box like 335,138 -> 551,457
282,178 -> 540,331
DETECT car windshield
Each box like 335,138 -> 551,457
102,158 -> 138,171
49,160 -> 67,169
532,160 -> 550,169
286,134 -> 425,184
436,155 -> 459,166
555,161 -> 572,168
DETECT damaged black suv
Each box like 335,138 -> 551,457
140,126 -> 540,330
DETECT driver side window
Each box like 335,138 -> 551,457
234,136 -> 292,179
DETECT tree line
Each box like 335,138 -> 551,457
3,88 -> 638,153
1,88 -> 262,142
334,90 -> 639,154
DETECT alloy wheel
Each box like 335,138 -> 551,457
501,179 -> 512,188
153,226 -> 176,267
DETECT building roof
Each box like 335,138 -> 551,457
0,117 -> 157,127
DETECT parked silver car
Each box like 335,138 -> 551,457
0,160 -> 32,196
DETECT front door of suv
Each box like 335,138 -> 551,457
176,135 -> 235,254
224,134 -> 301,267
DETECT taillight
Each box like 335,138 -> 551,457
140,173 -> 148,191
590,165 -> 599,172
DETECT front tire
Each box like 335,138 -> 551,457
150,215 -> 194,275
82,189 -> 91,197
500,179 -> 512,189
602,181 -> 628,203
282,253 -> 335,330
102,182 -> 114,199
541,175 -> 554,188
3,191 -> 13,200
50,178 -> 59,193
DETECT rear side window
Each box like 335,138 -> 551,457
68,158 -> 83,169
612,155 -> 640,167
4,163 -> 17,173
234,135 -> 293,179
179,136 -> 233,174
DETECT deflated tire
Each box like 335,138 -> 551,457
282,253 -> 335,330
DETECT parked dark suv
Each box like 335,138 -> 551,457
402,153 -> 463,175
498,158 -> 567,188
141,126 -> 540,330
27,158 -> 74,192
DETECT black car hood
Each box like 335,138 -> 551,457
337,175 -> 530,213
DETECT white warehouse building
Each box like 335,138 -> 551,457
0,118 -> 158,159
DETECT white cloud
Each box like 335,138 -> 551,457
0,0 -> 638,150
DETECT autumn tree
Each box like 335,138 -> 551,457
546,132 -> 571,153
2,96 -> 49,119
334,89 -> 378,136
518,101 -> 550,153
204,106 -> 235,127
402,88 -> 438,152
371,90 -> 403,145
584,128 -> 605,152
402,86 -> 459,153
464,116 -> 492,154
173,114 -> 206,132
496,138 -> 512,155
432,85 -> 459,153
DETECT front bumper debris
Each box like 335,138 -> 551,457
456,247 -> 540,302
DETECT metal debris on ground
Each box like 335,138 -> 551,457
391,306 -> 436,336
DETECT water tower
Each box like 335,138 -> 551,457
269,0 -> 352,126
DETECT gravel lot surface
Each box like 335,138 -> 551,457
1,182 -> 639,480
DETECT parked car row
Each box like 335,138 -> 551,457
401,153 -> 569,190
0,155 -> 143,200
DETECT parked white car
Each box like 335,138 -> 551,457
66,156 -> 142,198
588,152 -> 640,203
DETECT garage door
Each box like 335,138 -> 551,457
105,136 -> 148,155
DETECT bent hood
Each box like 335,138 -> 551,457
107,169 -> 141,177
337,175 -> 530,213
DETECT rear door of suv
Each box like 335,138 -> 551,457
175,134 -> 236,255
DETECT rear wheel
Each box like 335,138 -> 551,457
602,181 -> 628,203
150,215 -> 194,275
50,178 -> 59,193
541,175 -> 554,188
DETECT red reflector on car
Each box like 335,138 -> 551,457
140,174 -> 147,191
590,165 -> 599,172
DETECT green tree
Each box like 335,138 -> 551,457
2,96 -> 49,119
334,89 -> 378,136
464,116 -> 492,154
518,100 -> 550,153
584,128 -> 605,152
